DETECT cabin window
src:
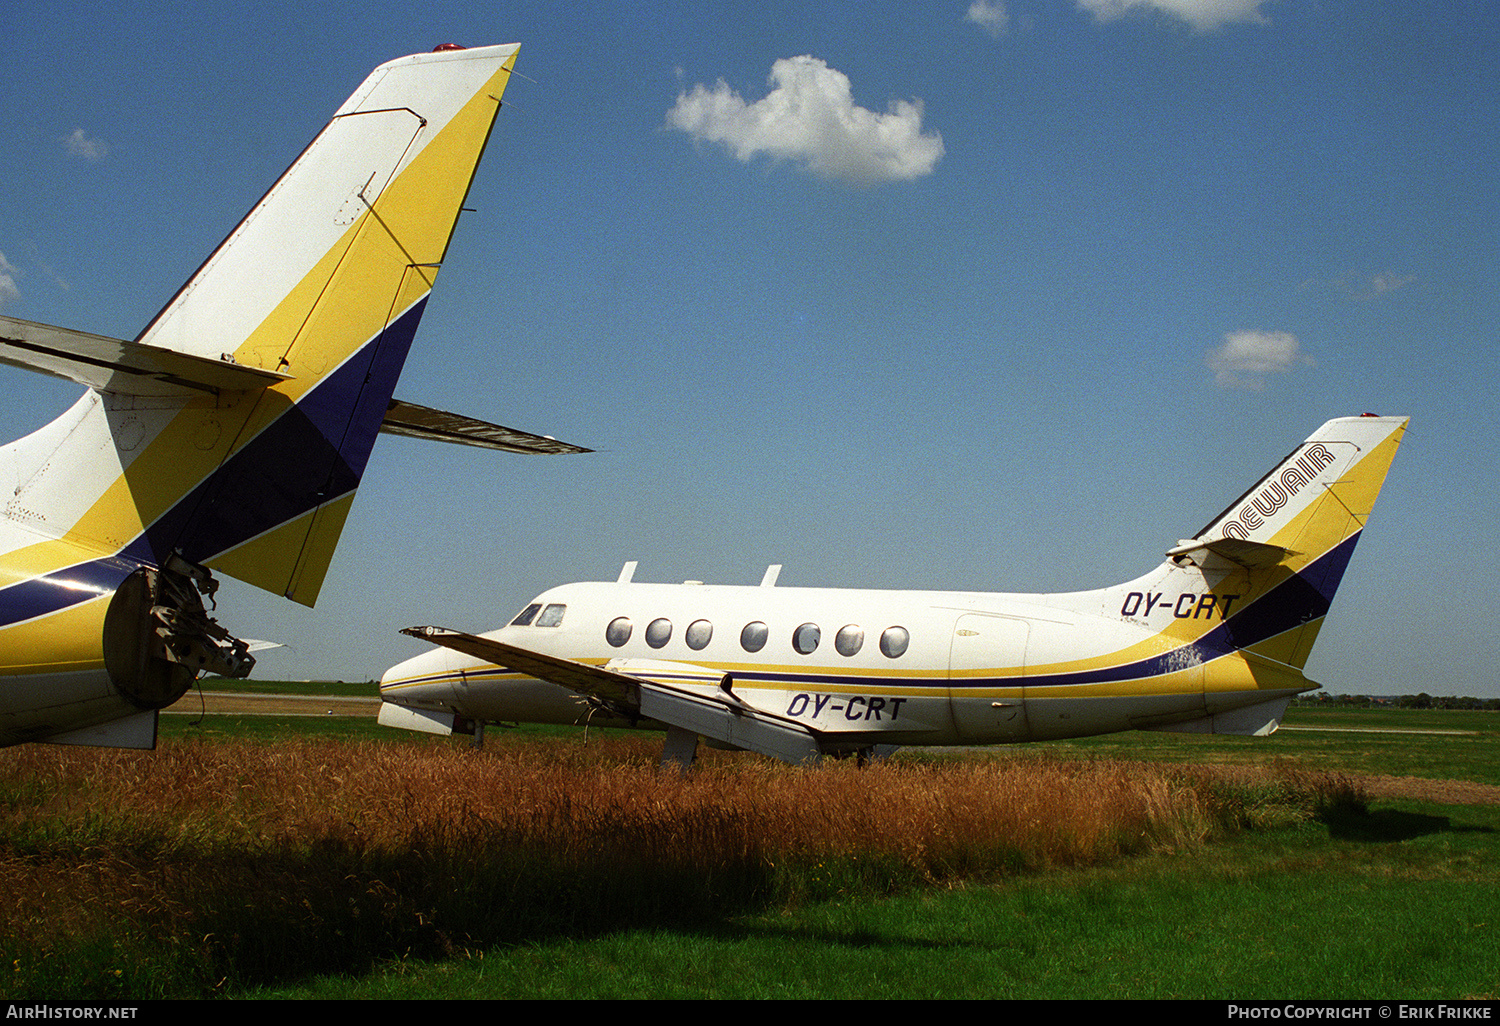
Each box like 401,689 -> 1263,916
835,625 -> 864,657
536,603 -> 567,627
740,621 -> 768,653
605,617 -> 632,647
645,618 -> 673,649
511,603 -> 542,627
880,626 -> 910,659
793,623 -> 821,655
685,619 -> 713,651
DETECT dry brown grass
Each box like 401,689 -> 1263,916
0,734 -> 1361,996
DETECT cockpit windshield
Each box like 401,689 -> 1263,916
511,602 -> 566,627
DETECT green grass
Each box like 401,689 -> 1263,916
167,682 -> 1500,781
190,677 -> 378,697
277,705 -> 1500,999
8,702 -> 1500,1000
161,695 -> 1500,783
998,704 -> 1500,786
160,712 -> 394,742
255,803 -> 1500,1000
161,677 -> 383,742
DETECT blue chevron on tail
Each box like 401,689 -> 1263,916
0,44 -> 543,749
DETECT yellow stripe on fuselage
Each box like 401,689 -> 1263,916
0,595 -> 111,676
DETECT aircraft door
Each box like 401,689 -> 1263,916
948,613 -> 1030,743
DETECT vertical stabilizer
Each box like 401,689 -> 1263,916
1191,415 -> 1408,556
0,45 -> 524,746
1161,415 -> 1409,671
129,45 -> 518,604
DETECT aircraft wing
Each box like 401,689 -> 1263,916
380,399 -> 591,454
400,626 -> 824,763
401,626 -> 641,710
0,314 -> 291,396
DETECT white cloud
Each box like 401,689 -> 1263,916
967,1 -> 1010,37
0,251 -> 19,309
1365,272 -> 1417,298
1206,329 -> 1313,389
1301,270 -> 1418,302
1076,0 -> 1273,32
63,128 -> 108,161
665,56 -> 944,186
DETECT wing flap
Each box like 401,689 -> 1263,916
635,681 -> 823,764
380,399 -> 591,454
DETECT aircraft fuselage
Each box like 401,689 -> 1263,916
381,576 -> 1304,750
380,415 -> 1409,763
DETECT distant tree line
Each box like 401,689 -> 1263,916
1295,692 -> 1500,711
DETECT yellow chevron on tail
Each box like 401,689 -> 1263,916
0,44 -> 590,750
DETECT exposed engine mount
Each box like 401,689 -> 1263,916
102,555 -> 255,709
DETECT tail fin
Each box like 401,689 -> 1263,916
1158,414 -> 1409,671
17,44 -> 520,606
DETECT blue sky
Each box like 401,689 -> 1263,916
2,1 -> 1496,697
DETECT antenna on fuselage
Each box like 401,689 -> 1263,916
760,564 -> 782,587
617,561 -> 638,584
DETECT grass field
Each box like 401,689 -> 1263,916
2,697 -> 1497,1000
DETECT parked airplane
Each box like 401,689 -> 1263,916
380,415 -> 1408,767
0,43 -> 586,750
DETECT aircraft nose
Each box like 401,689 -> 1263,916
377,646 -> 472,737
379,647 -> 457,707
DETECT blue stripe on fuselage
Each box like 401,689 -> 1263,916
379,537 -> 1361,702
0,557 -> 138,630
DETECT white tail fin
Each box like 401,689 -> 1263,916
1188,414 -> 1407,554
0,46 -> 530,744
6,45 -> 521,608
1124,414 -> 1409,673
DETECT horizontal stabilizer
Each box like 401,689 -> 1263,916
1165,536 -> 1295,569
0,315 -> 292,396
0,315 -> 589,451
381,399 -> 591,454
